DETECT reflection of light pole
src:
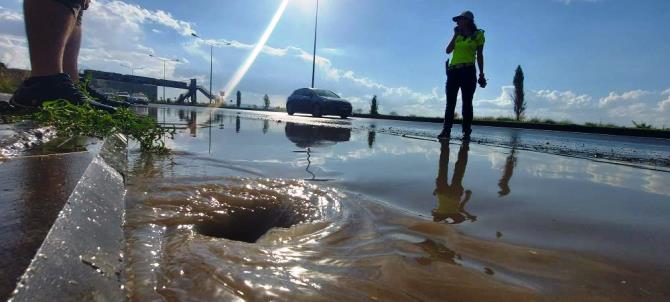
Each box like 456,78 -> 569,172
311,0 -> 319,88
192,33 -> 231,105
149,54 -> 180,101
120,64 -> 144,96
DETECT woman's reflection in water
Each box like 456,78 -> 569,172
433,141 -> 477,224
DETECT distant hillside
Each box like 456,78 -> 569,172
0,63 -> 30,93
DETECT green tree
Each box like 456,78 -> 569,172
263,94 -> 271,110
370,95 -> 379,116
236,90 -> 242,108
513,65 -> 526,121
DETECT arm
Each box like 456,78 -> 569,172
446,34 -> 457,54
477,46 -> 484,77
446,27 -> 460,54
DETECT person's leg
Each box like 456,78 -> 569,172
24,0 -> 79,77
63,16 -> 82,82
460,67 -> 477,137
442,71 -> 459,135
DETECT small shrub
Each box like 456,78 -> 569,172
34,100 -> 174,153
632,121 -> 654,129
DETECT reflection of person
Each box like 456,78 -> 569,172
439,11 -> 486,141
10,0 -> 116,112
433,141 -> 476,224
498,149 -> 517,197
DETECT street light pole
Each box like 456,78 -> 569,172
192,33 -> 231,105
210,44 -> 213,104
149,54 -> 179,102
311,0 -> 319,89
120,64 -> 144,96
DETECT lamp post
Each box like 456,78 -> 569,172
311,0 -> 319,88
120,64 -> 144,96
192,33 -> 231,105
120,63 -> 144,76
149,54 -> 180,102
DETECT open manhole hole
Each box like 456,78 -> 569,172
166,179 -> 342,244
195,206 -> 307,243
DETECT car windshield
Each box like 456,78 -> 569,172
313,89 -> 340,98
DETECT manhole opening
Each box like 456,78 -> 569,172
194,207 -> 303,243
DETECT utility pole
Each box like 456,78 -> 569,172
192,33 -> 231,105
149,54 -> 180,101
311,0 -> 319,88
120,64 -> 144,96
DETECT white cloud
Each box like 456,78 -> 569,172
658,91 -> 670,112
598,89 -> 651,108
0,6 -> 22,22
95,0 -> 194,37
0,33 -> 29,69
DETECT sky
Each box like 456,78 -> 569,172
1,0 -> 669,127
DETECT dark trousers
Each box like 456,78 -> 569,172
444,65 -> 476,135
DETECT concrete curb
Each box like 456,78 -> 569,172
9,134 -> 127,302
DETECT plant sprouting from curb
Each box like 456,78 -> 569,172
34,100 -> 175,154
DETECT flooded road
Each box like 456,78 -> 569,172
123,105 -> 670,301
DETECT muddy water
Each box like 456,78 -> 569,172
123,106 -> 670,301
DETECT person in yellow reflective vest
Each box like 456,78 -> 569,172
439,10 -> 487,141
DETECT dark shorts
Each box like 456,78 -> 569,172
51,0 -> 88,25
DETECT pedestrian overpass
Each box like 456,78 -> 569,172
83,70 -> 216,104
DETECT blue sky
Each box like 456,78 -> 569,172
1,0 -> 669,126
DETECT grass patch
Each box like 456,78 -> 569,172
0,78 -> 17,94
33,100 -> 174,153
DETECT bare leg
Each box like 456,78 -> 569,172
63,24 -> 82,82
24,0 -> 78,77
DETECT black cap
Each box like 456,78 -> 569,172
453,11 -> 474,22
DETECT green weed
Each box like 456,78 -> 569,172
34,100 -> 174,154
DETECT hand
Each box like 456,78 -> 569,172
477,74 -> 487,88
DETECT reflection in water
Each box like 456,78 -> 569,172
262,119 -> 269,134
367,131 -> 376,149
178,110 -> 198,137
498,149 -> 517,197
433,142 -> 476,224
122,107 -> 670,301
284,123 -> 351,149
498,133 -> 519,197
285,123 -> 351,181
235,115 -> 241,133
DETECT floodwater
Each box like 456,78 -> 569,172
123,105 -> 670,301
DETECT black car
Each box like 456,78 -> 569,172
286,88 -> 353,118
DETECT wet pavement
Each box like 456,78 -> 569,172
0,123 -> 96,300
123,105 -> 670,301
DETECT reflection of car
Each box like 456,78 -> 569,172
285,122 -> 351,148
286,88 -> 353,118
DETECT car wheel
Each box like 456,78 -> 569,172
340,114 -> 349,119
287,105 -> 294,115
312,104 -> 322,117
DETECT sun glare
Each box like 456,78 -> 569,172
221,0 -> 290,100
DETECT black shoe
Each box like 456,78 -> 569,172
10,73 -> 116,113
85,85 -> 131,108
437,129 -> 450,140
